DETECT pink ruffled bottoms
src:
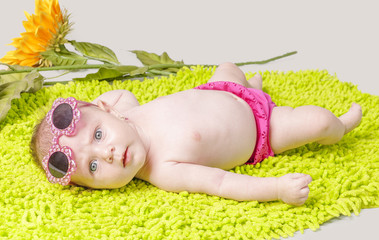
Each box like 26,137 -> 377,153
195,81 -> 276,164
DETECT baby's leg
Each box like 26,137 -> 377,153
247,74 -> 263,90
270,103 -> 362,153
208,62 -> 263,90
208,62 -> 249,87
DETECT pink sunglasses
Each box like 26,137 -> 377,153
42,97 -> 81,185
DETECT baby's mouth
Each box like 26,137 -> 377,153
123,147 -> 129,167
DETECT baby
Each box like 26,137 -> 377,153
30,63 -> 362,206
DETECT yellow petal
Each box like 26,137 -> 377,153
34,26 -> 52,44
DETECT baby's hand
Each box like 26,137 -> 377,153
277,173 -> 312,206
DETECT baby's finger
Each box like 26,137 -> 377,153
291,173 -> 307,179
304,174 -> 312,184
299,196 -> 309,205
297,174 -> 312,184
300,186 -> 310,195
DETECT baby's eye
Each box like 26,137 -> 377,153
90,160 -> 98,173
94,128 -> 102,141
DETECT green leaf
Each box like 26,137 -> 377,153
109,65 -> 148,76
131,50 -> 184,66
70,40 -> 120,64
73,67 -> 124,81
0,65 -> 35,84
0,72 -> 29,85
73,65 -> 149,81
23,71 -> 44,92
40,45 -> 87,66
130,66 -> 148,76
0,71 -> 44,122
111,65 -> 139,74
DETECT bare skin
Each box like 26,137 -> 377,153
59,63 -> 362,206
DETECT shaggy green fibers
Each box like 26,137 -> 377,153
0,66 -> 378,239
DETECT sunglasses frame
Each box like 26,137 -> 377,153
42,97 -> 81,185
42,145 -> 76,185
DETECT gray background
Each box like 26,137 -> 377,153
1,0 -> 378,239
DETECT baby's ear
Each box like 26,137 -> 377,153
96,100 -> 112,113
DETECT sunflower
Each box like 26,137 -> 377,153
0,0 -> 72,67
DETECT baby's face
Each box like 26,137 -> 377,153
58,104 -> 147,189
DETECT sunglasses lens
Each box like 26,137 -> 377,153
48,151 -> 69,178
52,103 -> 73,130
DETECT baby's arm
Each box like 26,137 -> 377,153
146,163 -> 312,205
92,90 -> 139,113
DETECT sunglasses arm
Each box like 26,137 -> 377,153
97,100 -> 127,120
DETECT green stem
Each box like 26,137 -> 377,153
0,64 -> 111,76
147,51 -> 297,69
235,51 -> 297,66
45,70 -> 72,80
0,63 -> 17,71
148,69 -> 172,76
0,51 -> 297,76
43,80 -> 71,86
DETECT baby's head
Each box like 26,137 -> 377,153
30,97 -> 147,189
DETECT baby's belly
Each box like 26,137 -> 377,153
156,90 -> 257,169
182,125 -> 257,169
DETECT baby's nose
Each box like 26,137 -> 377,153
103,145 -> 115,163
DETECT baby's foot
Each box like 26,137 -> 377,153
339,103 -> 362,134
247,74 -> 262,90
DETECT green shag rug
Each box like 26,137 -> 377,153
0,66 -> 378,239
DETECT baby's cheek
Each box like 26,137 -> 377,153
100,168 -> 133,188
69,174 -> 91,188
120,169 -> 136,186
